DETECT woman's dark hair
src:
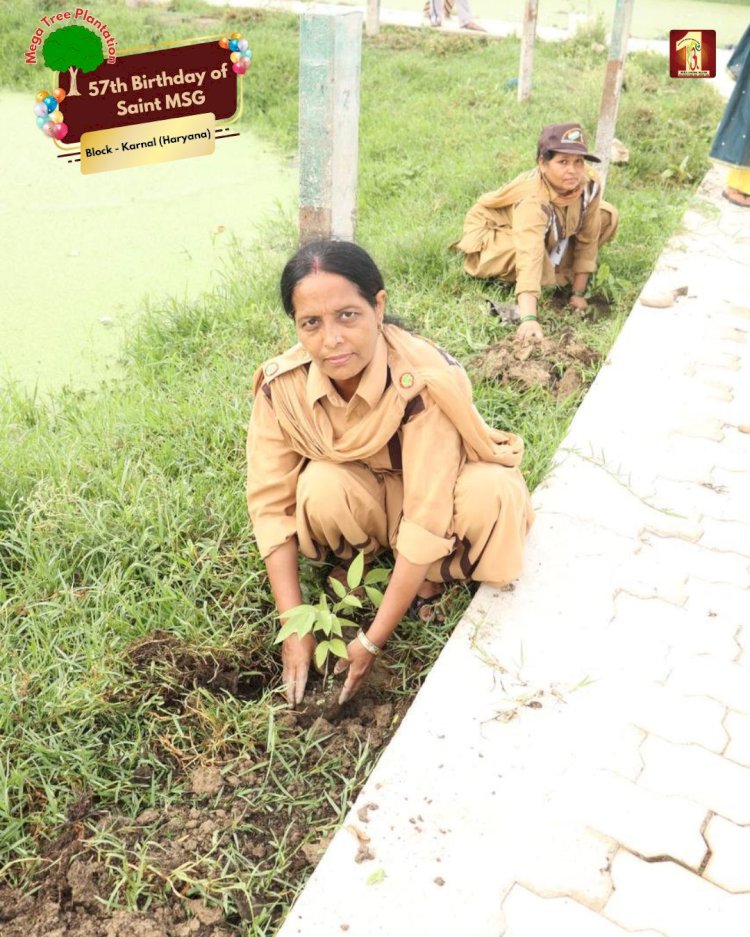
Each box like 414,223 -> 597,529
537,147 -> 558,162
279,239 -> 385,319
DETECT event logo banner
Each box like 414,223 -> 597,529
669,30 -> 717,78
55,41 -> 240,145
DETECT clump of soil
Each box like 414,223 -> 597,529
470,329 -> 601,399
121,630 -> 278,702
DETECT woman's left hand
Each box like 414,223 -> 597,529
334,638 -> 377,704
569,295 -> 588,312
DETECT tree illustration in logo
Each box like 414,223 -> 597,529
42,25 -> 104,97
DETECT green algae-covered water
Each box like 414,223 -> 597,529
1,91 -> 294,395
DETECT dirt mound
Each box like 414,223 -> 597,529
470,330 -> 601,399
121,630 -> 278,703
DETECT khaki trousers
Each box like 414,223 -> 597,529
467,201 -> 619,286
295,460 -> 531,586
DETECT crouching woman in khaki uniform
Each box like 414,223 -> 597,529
246,240 -> 534,707
454,123 -> 619,342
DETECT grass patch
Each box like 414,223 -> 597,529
1,2 -> 723,934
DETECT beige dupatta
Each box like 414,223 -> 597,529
253,325 -> 524,468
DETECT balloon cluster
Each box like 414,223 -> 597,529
34,88 -> 68,141
219,32 -> 252,75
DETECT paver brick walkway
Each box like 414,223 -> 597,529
277,168 -> 750,937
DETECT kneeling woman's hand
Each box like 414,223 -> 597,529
569,294 -> 588,312
516,319 -> 544,342
282,633 -> 316,706
334,634 -> 379,705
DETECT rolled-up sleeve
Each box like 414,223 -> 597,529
572,193 -> 603,274
246,389 -> 306,559
512,198 -> 549,297
395,395 -> 463,565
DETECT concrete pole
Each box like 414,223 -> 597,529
366,0 -> 381,37
594,0 -> 635,193
517,0 -> 539,103
298,9 -> 363,244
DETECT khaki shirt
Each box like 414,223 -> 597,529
246,335 -> 464,565
455,169 -> 603,297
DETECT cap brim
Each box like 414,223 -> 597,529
583,153 -> 601,163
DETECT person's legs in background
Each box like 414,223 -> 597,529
725,167 -> 750,207
453,0 -> 486,31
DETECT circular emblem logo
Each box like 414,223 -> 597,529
399,372 -> 414,389
265,362 -> 279,377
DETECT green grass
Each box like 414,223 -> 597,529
0,1 -> 725,932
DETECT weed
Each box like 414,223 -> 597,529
661,155 -> 696,186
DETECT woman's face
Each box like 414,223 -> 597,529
540,152 -> 587,193
292,271 -> 385,400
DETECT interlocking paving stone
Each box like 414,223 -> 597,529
667,654 -> 750,715
640,735 -> 750,823
535,452 -> 700,540
554,770 -> 708,868
712,468 -> 750,517
724,711 -> 750,767
501,813 -> 617,910
672,415 -> 726,441
502,885 -> 664,937
699,518 -> 750,557
704,815 -> 750,893
623,536 -> 750,591
650,477 -> 749,525
612,594 -> 739,661
683,579 -> 750,634
606,850 -> 750,937
620,682 -> 727,752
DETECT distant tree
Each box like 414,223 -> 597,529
42,25 -> 104,96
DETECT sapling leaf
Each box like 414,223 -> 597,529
314,641 -> 330,669
328,576 -> 347,599
275,606 -> 316,642
337,617 -> 357,630
284,604 -> 317,622
340,594 -> 363,609
316,608 -> 333,637
330,615 -> 343,637
347,552 -> 365,590
296,612 -> 317,638
367,868 -> 386,885
330,638 -> 348,659
365,586 -> 384,608
364,568 -> 389,585
275,620 -> 299,643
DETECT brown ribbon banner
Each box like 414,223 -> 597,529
56,41 -> 240,145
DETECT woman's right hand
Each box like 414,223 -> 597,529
281,633 -> 316,706
516,319 -> 544,343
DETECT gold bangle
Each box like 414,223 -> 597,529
356,629 -> 382,657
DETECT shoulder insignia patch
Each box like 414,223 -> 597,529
399,372 -> 415,389
264,362 -> 279,377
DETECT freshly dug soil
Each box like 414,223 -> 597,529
470,329 -> 601,399
0,633 -> 407,937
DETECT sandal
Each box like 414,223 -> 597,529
722,189 -> 750,208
